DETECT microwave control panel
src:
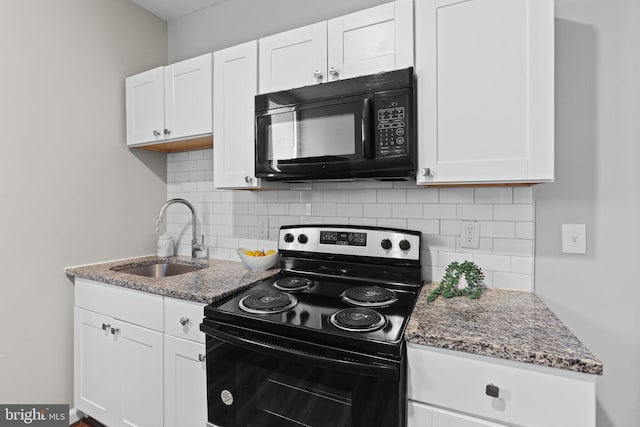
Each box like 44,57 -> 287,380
375,90 -> 410,158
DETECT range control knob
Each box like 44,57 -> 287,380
399,239 -> 411,251
298,234 -> 308,244
381,239 -> 392,250
284,233 -> 294,243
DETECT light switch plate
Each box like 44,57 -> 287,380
562,224 -> 586,254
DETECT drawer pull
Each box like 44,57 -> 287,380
101,323 -> 111,331
198,353 -> 206,362
179,317 -> 190,326
485,384 -> 500,398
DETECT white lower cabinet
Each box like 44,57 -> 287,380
74,307 -> 163,427
74,279 -> 207,427
408,401 -> 507,427
164,298 -> 207,427
407,343 -> 596,427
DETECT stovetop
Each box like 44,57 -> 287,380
204,225 -> 423,359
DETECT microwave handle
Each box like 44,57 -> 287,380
362,97 -> 374,159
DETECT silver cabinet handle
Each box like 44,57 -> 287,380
179,317 -> 189,326
101,323 -> 111,331
198,354 -> 206,362
153,130 -> 160,137
110,327 -> 120,335
244,176 -> 253,183
313,70 -> 323,79
420,168 -> 431,176
329,67 -> 338,77
164,128 -> 171,136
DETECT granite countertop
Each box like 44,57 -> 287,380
65,255 -> 279,304
406,283 -> 603,375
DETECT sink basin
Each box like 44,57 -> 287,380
114,262 -> 205,278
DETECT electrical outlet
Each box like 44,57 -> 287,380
258,217 -> 269,239
460,221 -> 480,249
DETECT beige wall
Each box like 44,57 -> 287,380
0,0 -> 167,404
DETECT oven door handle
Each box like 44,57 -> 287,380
200,322 -> 399,379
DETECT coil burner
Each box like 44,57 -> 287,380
239,290 -> 297,314
273,277 -> 314,292
329,307 -> 387,332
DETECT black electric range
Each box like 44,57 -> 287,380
201,225 -> 423,427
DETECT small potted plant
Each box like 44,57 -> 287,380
427,260 -> 484,302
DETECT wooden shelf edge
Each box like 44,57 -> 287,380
129,134 -> 213,153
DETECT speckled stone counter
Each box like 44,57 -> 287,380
65,255 -> 279,304
406,283 -> 603,375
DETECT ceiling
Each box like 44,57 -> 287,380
130,0 -> 230,21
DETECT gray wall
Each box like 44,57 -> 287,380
0,0 -> 167,404
168,0 -> 640,426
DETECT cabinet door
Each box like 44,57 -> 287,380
213,40 -> 261,189
164,53 -> 213,140
408,401 -> 507,427
74,308 -> 116,427
416,0 -> 554,184
258,22 -> 327,93
327,0 -> 413,81
164,335 -> 207,427
112,319 -> 164,427
125,67 -> 164,146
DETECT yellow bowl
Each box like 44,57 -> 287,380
236,248 -> 279,271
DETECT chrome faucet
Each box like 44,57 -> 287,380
154,198 -> 203,261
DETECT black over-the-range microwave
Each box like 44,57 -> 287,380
255,67 -> 415,181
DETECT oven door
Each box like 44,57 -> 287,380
255,95 -> 374,180
201,320 -> 404,427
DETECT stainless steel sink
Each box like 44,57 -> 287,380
114,262 -> 205,278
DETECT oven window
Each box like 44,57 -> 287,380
267,106 -> 357,161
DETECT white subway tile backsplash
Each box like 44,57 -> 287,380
324,190 -> 349,203
457,204 -> 493,220
407,188 -> 439,203
392,204 -> 422,218
479,221 -> 515,238
363,203 -> 391,218
378,189 -> 407,203
494,204 -> 533,221
439,187 -> 474,203
312,203 -> 337,217
165,149 -> 536,292
493,272 -> 533,291
348,189 -> 377,203
511,256 -> 534,274
337,203 -> 363,217
475,187 -> 513,204
515,222 -> 534,239
493,238 -> 533,256
423,204 -> 457,220
408,219 -> 439,235
377,218 -> 407,229
513,186 -> 534,204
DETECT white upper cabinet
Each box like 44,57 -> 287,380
259,0 -> 413,93
327,0 -> 413,81
164,53 -> 213,140
213,40 -> 261,189
126,53 -> 212,147
125,67 -> 165,145
415,0 -> 554,185
259,22 -> 328,93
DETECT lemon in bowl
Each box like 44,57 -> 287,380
237,248 -> 279,271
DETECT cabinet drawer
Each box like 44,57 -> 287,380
75,278 -> 164,332
407,343 -> 596,427
164,297 -> 205,343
